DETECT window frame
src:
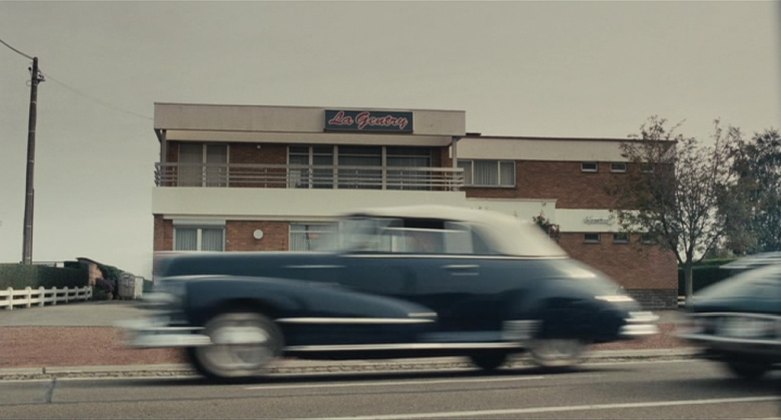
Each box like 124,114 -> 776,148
581,162 -> 599,173
173,225 -> 225,251
610,162 -> 628,173
584,232 -> 601,244
612,232 -> 630,244
289,222 -> 338,251
458,159 -> 516,187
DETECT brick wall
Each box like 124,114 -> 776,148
153,215 -> 173,251
465,160 -> 622,209
558,232 -> 677,290
226,221 -> 288,251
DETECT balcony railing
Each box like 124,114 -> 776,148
155,162 -> 464,191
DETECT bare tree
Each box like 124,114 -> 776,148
608,116 -> 737,300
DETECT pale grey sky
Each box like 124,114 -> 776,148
1,1 -> 779,277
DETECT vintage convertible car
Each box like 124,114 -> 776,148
127,205 -> 658,380
678,258 -> 781,379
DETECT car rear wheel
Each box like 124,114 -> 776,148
528,339 -> 586,368
469,351 -> 509,371
724,359 -> 770,380
188,312 -> 282,380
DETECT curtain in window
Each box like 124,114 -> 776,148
473,160 -> 498,185
289,223 -> 337,251
178,144 -> 203,187
201,228 -> 224,251
499,161 -> 515,186
204,145 -> 228,187
174,228 -> 198,251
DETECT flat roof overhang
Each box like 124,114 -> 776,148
154,103 -> 466,147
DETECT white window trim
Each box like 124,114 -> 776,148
581,162 -> 599,173
610,162 -> 627,173
459,159 -> 516,188
173,223 -> 226,252
584,233 -> 601,243
612,232 -> 629,244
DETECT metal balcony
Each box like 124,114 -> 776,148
154,163 -> 464,191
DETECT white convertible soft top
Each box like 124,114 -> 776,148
347,205 -> 568,258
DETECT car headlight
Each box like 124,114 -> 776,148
718,316 -> 777,339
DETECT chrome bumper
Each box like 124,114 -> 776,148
619,311 -> 660,337
119,317 -> 211,348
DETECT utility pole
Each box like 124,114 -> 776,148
22,57 -> 43,264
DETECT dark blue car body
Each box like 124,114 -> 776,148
128,205 -> 658,379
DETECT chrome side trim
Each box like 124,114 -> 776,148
284,265 -> 345,269
275,317 -> 435,325
284,342 -> 522,352
129,333 -> 211,348
620,324 -> 659,337
686,312 -> 781,321
344,254 -> 568,260
678,333 -> 781,346
626,311 -> 660,323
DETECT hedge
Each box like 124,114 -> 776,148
0,263 -> 88,290
677,263 -> 736,295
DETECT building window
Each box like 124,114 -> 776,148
610,162 -> 627,173
178,144 -> 228,187
288,146 -> 432,190
174,226 -> 225,251
584,233 -> 601,243
613,232 -> 629,244
458,159 -> 515,187
290,223 -> 338,251
581,162 -> 599,173
641,163 -> 655,173
641,233 -> 655,244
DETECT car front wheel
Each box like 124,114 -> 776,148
724,359 -> 770,380
469,351 -> 509,371
188,312 -> 282,380
528,339 -> 586,369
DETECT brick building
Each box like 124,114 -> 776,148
151,103 -> 677,308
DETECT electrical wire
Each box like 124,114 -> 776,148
2,36 -> 151,120
42,73 -> 152,121
0,37 -> 34,60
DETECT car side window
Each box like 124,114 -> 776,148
373,221 -> 476,255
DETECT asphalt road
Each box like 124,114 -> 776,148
1,359 -> 778,419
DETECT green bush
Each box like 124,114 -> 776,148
678,263 -> 736,295
0,263 -> 88,290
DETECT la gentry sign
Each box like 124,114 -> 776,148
325,110 -> 413,133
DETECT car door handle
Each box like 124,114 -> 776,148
443,264 -> 479,276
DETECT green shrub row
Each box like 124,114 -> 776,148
678,264 -> 736,295
0,263 -> 88,290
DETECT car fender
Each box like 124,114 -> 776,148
177,275 -> 437,326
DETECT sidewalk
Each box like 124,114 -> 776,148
0,302 -> 691,380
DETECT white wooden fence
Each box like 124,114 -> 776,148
0,286 -> 92,310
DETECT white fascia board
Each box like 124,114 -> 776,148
555,209 -> 623,232
457,137 -> 629,162
153,188 -> 468,220
164,130 -> 453,147
464,198 -> 558,223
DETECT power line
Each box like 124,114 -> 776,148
43,73 -> 152,121
3,37 -> 151,121
0,37 -> 34,60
